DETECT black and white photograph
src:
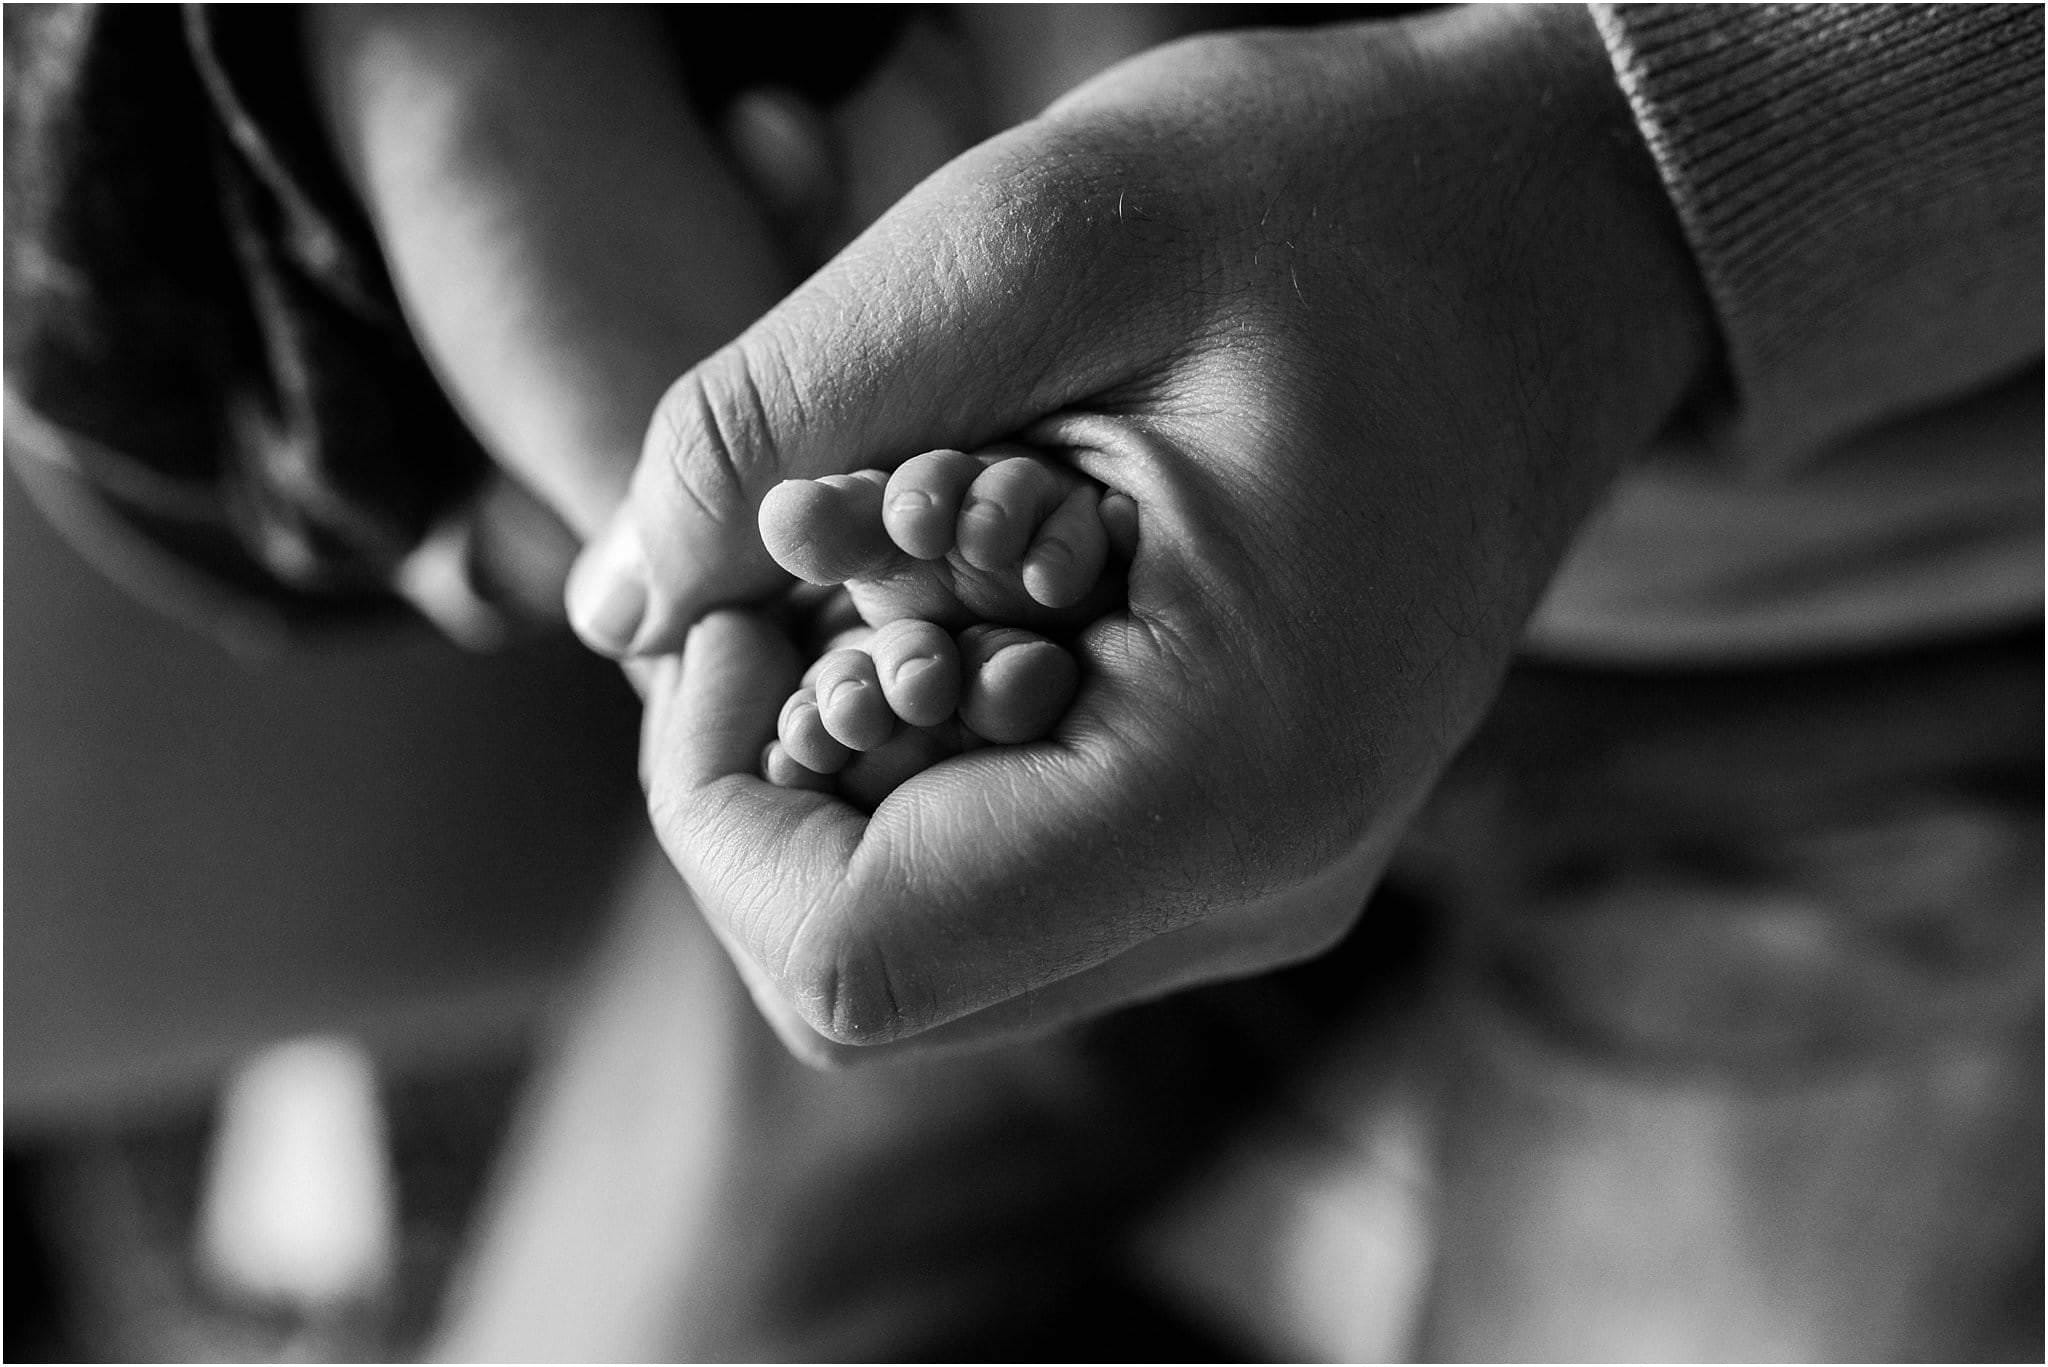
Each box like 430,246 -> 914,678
5,3 -> 2042,1361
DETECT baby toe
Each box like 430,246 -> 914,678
779,686 -> 854,774
955,456 -> 1071,574
758,469 -> 898,586
883,449 -> 985,560
762,739 -> 835,792
1100,489 -> 1140,560
957,624 -> 1080,745
867,618 -> 962,729
1022,483 -> 1109,609
814,647 -> 896,752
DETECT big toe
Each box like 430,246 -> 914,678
958,625 -> 1080,745
758,471 -> 902,585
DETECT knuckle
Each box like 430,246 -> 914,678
782,920 -> 917,1046
645,346 -> 791,531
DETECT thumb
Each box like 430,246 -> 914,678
565,126 -> 1159,657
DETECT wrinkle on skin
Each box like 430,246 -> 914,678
617,8 -> 1715,1056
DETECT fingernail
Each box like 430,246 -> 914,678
889,490 -> 933,514
567,526 -> 649,656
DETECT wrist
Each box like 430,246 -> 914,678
1407,3 -> 1718,455
1116,7 -> 1715,470
1170,6 -> 1726,675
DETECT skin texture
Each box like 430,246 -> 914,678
757,449 -> 1126,798
305,5 -> 1183,632
302,5 -> 998,631
304,5 -> 797,632
758,450 -> 1127,628
573,5 -> 1716,1063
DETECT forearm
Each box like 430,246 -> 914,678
304,5 -> 789,538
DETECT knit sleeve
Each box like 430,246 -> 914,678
1590,3 -> 2045,470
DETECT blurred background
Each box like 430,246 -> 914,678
4,456 -> 1450,1362
5,460 -> 645,1358
6,3 -> 2040,1360
13,436 -> 2037,1361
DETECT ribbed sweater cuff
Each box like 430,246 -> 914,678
1591,3 -> 2044,470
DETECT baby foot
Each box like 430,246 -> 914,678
762,618 -> 1080,810
757,446 -> 1136,633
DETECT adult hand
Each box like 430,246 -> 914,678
573,6 -> 1715,1061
